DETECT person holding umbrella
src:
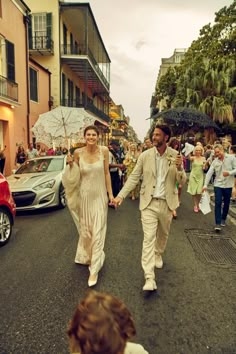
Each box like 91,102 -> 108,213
64,125 -> 114,287
113,123 -> 186,292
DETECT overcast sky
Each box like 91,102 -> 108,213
68,0 -> 231,140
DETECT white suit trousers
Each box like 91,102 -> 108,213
141,199 -> 173,279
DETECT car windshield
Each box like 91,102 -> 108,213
16,158 -> 64,174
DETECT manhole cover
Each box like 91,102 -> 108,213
185,228 -> 236,268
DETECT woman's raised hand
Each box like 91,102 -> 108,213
66,153 -> 74,167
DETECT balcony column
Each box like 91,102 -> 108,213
84,7 -> 88,108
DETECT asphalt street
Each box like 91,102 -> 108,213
0,187 -> 236,354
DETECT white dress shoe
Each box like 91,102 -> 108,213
155,255 -> 163,269
87,252 -> 105,287
143,278 -> 157,291
88,274 -> 98,287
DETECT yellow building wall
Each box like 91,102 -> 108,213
26,0 -> 60,108
29,60 -> 50,138
0,0 -> 28,175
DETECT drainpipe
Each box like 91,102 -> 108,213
48,72 -> 52,110
24,14 -> 30,145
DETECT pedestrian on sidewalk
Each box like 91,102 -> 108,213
202,144 -> 236,232
113,123 -> 186,292
67,290 -> 149,354
63,125 -> 114,287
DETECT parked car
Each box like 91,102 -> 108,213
7,156 -> 67,211
0,173 -> 16,246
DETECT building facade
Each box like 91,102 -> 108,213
150,48 -> 187,121
109,101 -> 129,141
0,0 -> 52,175
29,58 -> 51,144
26,0 -> 111,145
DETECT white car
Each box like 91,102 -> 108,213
7,156 -> 67,210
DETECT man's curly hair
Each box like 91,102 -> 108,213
149,123 -> 172,143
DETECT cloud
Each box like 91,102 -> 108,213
134,39 -> 147,51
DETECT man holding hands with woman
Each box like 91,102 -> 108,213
113,123 -> 186,291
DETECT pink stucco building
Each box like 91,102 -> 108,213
0,0 -> 50,175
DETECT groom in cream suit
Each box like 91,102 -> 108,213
114,123 -> 186,291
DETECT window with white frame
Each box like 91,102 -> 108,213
32,13 -> 47,49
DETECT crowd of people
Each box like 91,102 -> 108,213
62,125 -> 236,293
14,143 -> 69,169
2,125 -> 236,354
63,125 -> 234,354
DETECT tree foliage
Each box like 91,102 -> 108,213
156,1 -> 236,126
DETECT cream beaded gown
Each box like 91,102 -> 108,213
75,147 -> 108,275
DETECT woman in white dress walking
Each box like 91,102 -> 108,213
65,125 -> 114,287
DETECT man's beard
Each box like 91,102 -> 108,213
154,141 -> 164,148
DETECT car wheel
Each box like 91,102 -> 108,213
0,207 -> 13,246
58,184 -> 67,208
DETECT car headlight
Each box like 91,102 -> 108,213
33,179 -> 56,191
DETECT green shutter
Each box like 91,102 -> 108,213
61,73 -> 66,104
46,13 -> 52,49
6,40 -> 15,82
30,67 -> 38,102
28,15 -> 32,49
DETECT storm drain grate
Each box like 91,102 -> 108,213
185,228 -> 236,268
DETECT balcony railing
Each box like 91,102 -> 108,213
61,97 -> 110,123
0,75 -> 18,102
61,43 -> 109,89
86,101 -> 110,123
61,98 -> 83,108
112,129 -> 128,138
29,34 -> 54,53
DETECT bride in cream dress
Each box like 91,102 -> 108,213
63,125 -> 114,287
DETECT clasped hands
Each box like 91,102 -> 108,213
109,196 -> 123,209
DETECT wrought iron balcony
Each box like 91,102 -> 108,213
0,75 -> 18,102
61,97 -> 110,123
29,34 -> 54,55
86,101 -> 110,123
61,98 -> 83,108
112,129 -> 128,138
61,43 -> 110,92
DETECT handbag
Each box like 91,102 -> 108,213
199,191 -> 211,215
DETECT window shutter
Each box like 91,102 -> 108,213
76,87 -> 80,106
30,67 -> 38,102
28,15 -> 32,49
61,73 -> 66,105
46,13 -> 52,49
6,40 -> 15,82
